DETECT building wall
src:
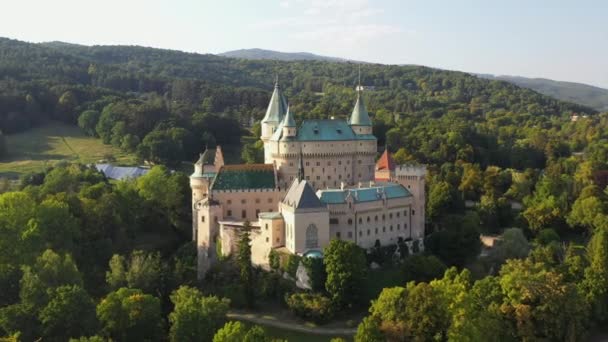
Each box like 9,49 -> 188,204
211,189 -> 285,222
327,196 -> 415,249
395,165 -> 427,239
195,201 -> 223,279
281,204 -> 330,254
267,138 -> 376,190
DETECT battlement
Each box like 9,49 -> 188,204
395,164 -> 427,177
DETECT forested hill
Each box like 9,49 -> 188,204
478,74 -> 608,112
218,48 -> 352,62
0,37 -> 600,169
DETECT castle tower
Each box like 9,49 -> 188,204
261,79 -> 288,142
349,90 -> 373,135
195,198 -> 223,279
375,148 -> 396,181
190,152 -> 212,240
395,165 -> 427,239
281,105 -> 297,138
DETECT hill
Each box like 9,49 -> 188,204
477,74 -> 608,111
218,48 -> 353,62
0,37 -> 599,172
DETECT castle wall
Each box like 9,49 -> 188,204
281,204 -> 330,254
211,189 -> 285,222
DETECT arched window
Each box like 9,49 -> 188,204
306,224 -> 318,248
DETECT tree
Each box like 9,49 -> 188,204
169,286 -> 230,342
39,285 -> 98,340
427,181 -> 455,223
498,259 -> 589,341
213,321 -> 274,342
402,255 -> 447,283
105,251 -> 167,296
459,163 -> 482,200
96,287 -> 162,341
78,110 -> 100,136
237,221 -> 255,308
567,194 -> 605,231
581,229 -> 608,322
323,240 -> 368,309
491,228 -> 530,264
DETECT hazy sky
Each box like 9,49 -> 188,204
1,0 -> 607,88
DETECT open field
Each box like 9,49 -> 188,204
0,122 -> 136,179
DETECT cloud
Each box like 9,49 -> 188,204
279,1 -> 289,8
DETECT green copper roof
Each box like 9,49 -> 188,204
283,106 -> 296,127
318,183 -> 411,204
211,164 -> 275,191
349,92 -> 372,126
297,119 -> 357,141
262,83 -> 287,124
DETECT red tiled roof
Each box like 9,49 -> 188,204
376,149 -> 395,171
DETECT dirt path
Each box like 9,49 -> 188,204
227,311 -> 357,336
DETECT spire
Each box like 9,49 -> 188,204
297,146 -> 305,182
262,78 -> 288,124
283,105 -> 296,127
349,90 -> 372,126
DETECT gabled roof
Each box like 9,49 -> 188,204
376,149 -> 396,171
261,82 -> 287,124
283,179 -> 325,209
95,164 -> 149,180
349,92 -> 372,126
211,164 -> 276,191
317,183 -> 411,204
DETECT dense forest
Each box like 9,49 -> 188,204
2,36 -> 608,340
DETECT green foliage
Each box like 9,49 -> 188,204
426,214 -> 481,267
78,110 -> 100,136
105,250 -> 168,296
237,221 -> 255,308
39,285 -> 98,340
0,130 -> 6,159
491,228 -> 530,264
581,229 -> 608,322
302,257 -> 327,292
169,286 -> 230,342
285,254 -> 301,278
534,228 -> 560,245
323,240 -> 368,309
285,293 -> 334,324
402,255 -> 447,283
213,321 -> 274,342
268,249 -> 280,271
96,287 -> 162,341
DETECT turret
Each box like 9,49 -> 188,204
261,79 -> 288,141
349,90 -> 372,135
281,105 -> 297,138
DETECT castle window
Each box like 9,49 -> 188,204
306,162 -> 310,166
328,175 -> 331,180
404,210 -> 407,216
336,232 -> 341,239
330,218 -> 339,225
348,219 -> 353,225
201,216 -> 205,223
405,223 -> 408,228
375,228 -> 378,234
328,161 -> 331,166
389,213 -> 393,219
397,212 -> 400,218
256,209 -> 260,216
348,231 -> 353,238
316,176 -> 320,180
255,198 -> 260,204
265,224 -> 268,230
241,199 -> 246,204
375,215 -> 378,222
367,229 -> 370,236
412,210 -> 416,216
397,224 -> 400,230
266,237 -> 269,243
316,162 -> 320,166
390,226 -> 393,231
306,224 -> 319,248
268,198 -> 273,203
359,218 -> 362,224
290,162 -> 293,167
241,210 -> 246,218
214,216 -> 218,223
359,231 -> 362,237
227,210 -> 232,217
367,217 -> 370,223
358,160 -> 362,164
382,214 -> 386,221
338,161 -> 342,165
276,238 -> 280,243
227,200 -> 232,204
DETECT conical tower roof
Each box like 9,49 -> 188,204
283,105 -> 296,127
262,80 -> 287,124
376,149 -> 396,171
349,91 -> 372,126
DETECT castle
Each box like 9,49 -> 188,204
191,81 -> 426,278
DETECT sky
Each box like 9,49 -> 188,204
1,0 -> 607,88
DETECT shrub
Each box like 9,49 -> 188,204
285,293 -> 334,324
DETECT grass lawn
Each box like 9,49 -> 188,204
0,122 -> 136,179
238,320 -> 353,342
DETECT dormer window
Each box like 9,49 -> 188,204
337,129 -> 342,134
313,129 -> 319,134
